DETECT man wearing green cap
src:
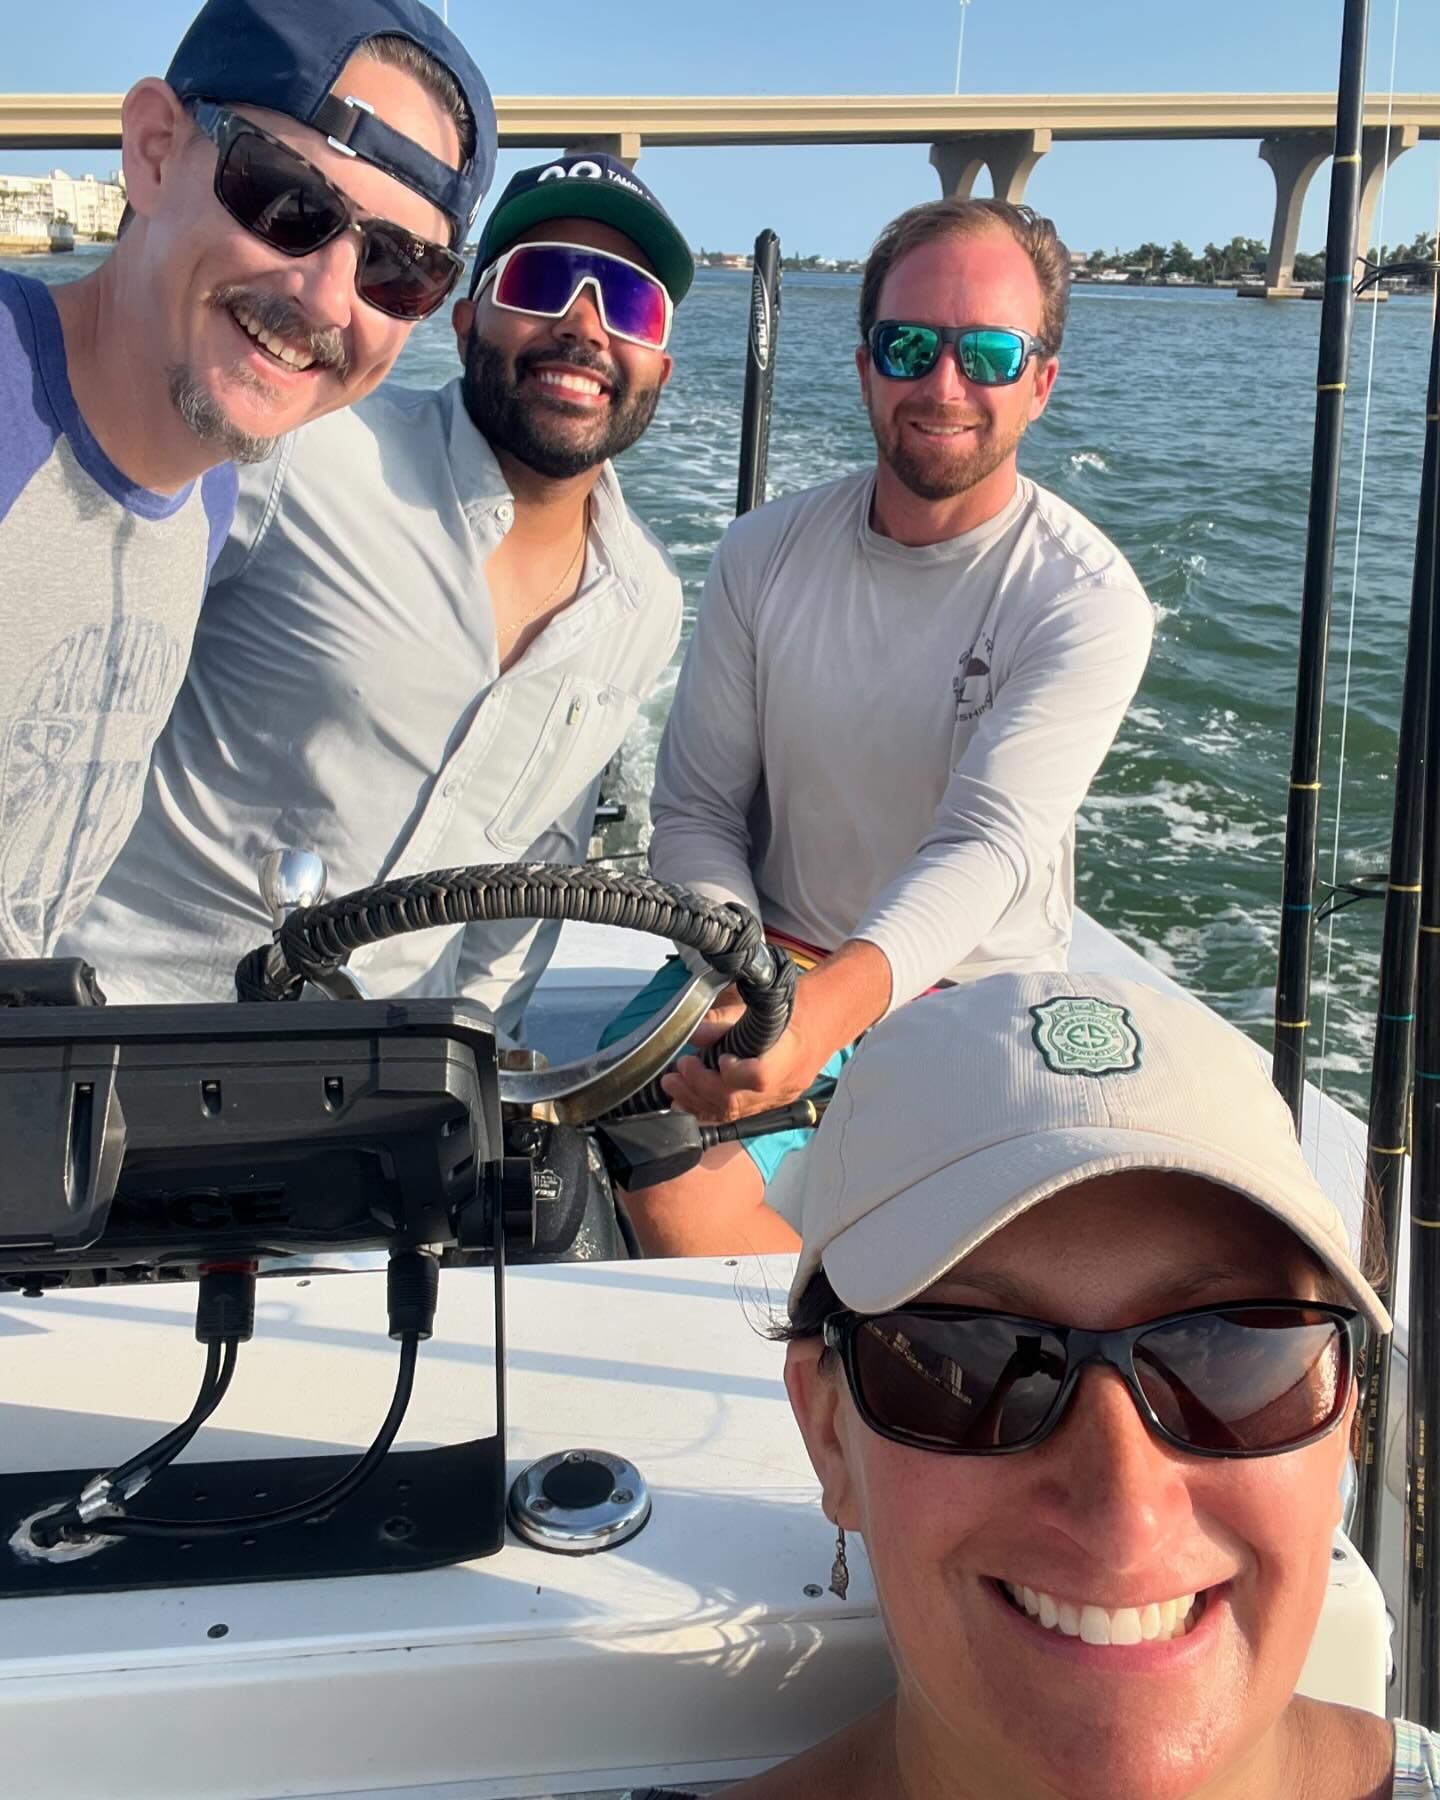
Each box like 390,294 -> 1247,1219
63,156 -> 693,1034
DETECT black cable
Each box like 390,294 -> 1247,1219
1355,256 -> 1440,296
107,1340 -> 237,1494
51,1254 -> 431,1546
1315,870 -> 1389,924
31,1342 -> 238,1545
59,1337 -> 418,1543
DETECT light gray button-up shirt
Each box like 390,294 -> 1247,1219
62,377 -> 682,1039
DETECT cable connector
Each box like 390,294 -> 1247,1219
387,1249 -> 439,1342
196,1263 -> 256,1345
73,1474 -> 116,1525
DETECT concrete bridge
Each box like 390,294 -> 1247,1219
4,92 -> 1437,292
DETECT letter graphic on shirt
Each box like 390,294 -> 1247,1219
2,612 -> 183,952
0,270 -> 234,960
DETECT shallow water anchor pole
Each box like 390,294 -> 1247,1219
1354,270 -> 1439,1579
1270,0 -> 1369,1126
735,230 -> 782,517
1401,276 -> 1440,1725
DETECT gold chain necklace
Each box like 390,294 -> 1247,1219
502,500 -> 590,639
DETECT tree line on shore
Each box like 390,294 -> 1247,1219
1083,229 -> 1437,282
696,229 -> 1438,283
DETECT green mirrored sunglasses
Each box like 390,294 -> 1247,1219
868,320 -> 1050,386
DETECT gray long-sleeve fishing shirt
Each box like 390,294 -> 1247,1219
62,378 -> 682,1037
648,470 -> 1155,1007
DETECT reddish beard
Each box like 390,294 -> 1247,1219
872,401 -> 1026,503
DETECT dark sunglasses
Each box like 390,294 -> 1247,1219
823,1300 -> 1363,1459
192,103 -> 464,321
477,241 -> 673,350
868,320 -> 1050,386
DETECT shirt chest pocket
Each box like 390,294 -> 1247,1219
485,673 -> 636,856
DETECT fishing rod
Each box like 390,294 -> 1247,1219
1353,255 -> 1440,1577
735,229 -> 783,516
1271,0 -> 1370,1126
1400,262 -> 1440,1725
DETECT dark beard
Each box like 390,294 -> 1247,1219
461,333 -> 662,479
872,407 -> 1026,503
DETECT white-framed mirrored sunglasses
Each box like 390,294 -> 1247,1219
476,240 -> 673,350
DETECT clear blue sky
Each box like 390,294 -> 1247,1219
5,0 -> 1437,259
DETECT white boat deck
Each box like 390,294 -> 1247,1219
0,913 -> 1399,1796
1,1259 -> 884,1799
0,1255 -> 1388,1800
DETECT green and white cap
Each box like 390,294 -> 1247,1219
782,970 -> 1388,1334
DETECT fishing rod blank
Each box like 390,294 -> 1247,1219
1402,272 -> 1440,1725
1355,260 -> 1440,1575
1271,0 -> 1369,1127
735,229 -> 782,517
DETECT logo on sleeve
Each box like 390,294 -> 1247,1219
953,636 -> 994,724
1030,997 -> 1141,1076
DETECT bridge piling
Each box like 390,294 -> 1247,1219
1358,123 -> 1420,263
1255,134 -> 1333,295
1247,122 -> 1420,299
561,132 -> 642,168
929,128 -> 1053,205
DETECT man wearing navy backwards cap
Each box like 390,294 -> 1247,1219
0,0 -> 494,962
64,156 -> 691,1042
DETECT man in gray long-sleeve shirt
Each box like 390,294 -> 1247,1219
63,156 -> 691,1038
613,197 -> 1155,1257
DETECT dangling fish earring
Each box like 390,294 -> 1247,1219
829,1524 -> 849,1600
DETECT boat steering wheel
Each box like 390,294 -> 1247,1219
235,850 -> 797,1126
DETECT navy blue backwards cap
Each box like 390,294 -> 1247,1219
166,0 -> 497,242
472,153 -> 694,304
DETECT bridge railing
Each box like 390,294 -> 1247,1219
1,92 -> 1437,151
3,92 -> 1434,295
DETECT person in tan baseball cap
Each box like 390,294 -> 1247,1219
782,969 -> 1387,1333
695,973 -> 1422,1800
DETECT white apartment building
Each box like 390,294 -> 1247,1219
0,169 -> 127,238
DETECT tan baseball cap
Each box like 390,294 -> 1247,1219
783,971 -> 1389,1334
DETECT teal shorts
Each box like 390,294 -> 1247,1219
598,956 -> 854,1187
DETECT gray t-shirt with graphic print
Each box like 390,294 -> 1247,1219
0,271 -> 234,959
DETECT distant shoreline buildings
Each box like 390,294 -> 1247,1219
4,186 -> 1431,296
697,231 -> 1437,294
0,169 -> 127,253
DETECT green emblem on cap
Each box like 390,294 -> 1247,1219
1030,997 -> 1140,1076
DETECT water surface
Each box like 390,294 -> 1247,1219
11,250 -> 1433,1115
